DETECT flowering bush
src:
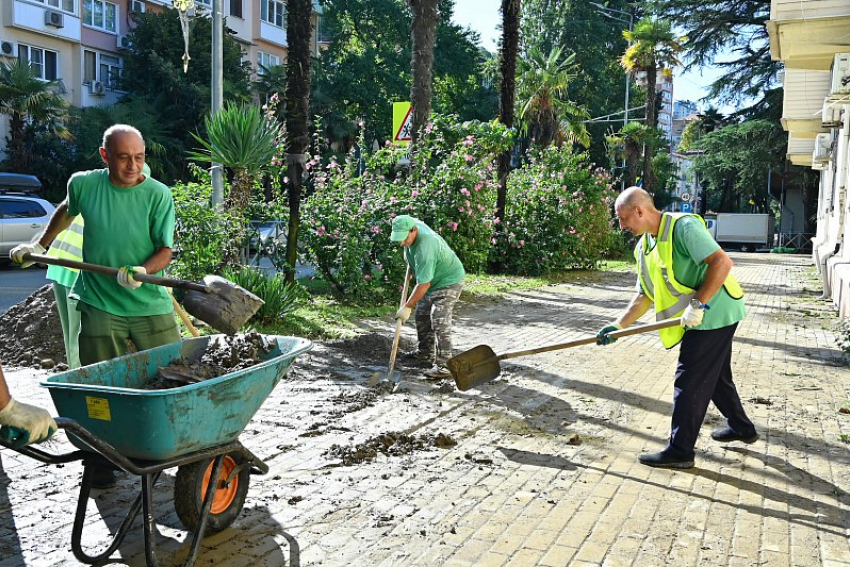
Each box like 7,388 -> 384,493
300,115 -> 512,299
494,144 -> 617,274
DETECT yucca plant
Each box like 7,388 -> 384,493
189,103 -> 285,266
222,266 -> 304,326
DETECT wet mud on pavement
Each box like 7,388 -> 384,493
1,254 -> 849,566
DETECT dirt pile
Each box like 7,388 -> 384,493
145,332 -> 275,390
0,284 -> 67,370
326,333 -> 416,363
326,431 -> 457,466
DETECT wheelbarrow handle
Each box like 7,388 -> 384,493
25,253 -> 209,293
497,317 -> 683,361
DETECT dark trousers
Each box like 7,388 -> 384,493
668,323 -> 756,458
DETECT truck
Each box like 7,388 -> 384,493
704,213 -> 774,252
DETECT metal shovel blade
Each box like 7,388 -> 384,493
447,345 -> 500,391
180,275 -> 264,335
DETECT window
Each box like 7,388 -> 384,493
261,0 -> 285,27
33,0 -> 75,13
84,50 -> 121,86
18,45 -> 58,81
257,51 -> 280,74
0,199 -> 49,219
230,0 -> 243,18
83,0 -> 118,33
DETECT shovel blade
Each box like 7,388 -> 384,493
180,275 -> 264,335
447,345 -> 501,391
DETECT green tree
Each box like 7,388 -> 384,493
606,121 -> 650,187
119,9 -> 252,182
0,60 -> 71,173
516,46 -> 590,148
621,17 -> 682,192
188,104 -> 284,267
407,0 -> 441,147
691,119 -> 784,212
648,0 -> 778,107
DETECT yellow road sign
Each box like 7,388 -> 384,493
393,102 -> 413,146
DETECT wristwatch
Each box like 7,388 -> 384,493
690,298 -> 710,310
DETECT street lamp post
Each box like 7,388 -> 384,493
590,2 -> 634,191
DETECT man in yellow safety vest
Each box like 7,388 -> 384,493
596,187 -> 758,469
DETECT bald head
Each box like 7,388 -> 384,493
614,186 -> 662,236
615,187 -> 657,213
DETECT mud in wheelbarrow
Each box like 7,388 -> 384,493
1,334 -> 312,567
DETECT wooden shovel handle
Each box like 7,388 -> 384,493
386,265 -> 412,375
25,253 -> 209,293
497,317 -> 682,362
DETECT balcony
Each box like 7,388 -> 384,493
781,68 -> 831,136
768,0 -> 850,69
786,133 -> 816,166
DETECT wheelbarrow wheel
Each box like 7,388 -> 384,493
174,452 -> 250,534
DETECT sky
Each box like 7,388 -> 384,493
450,0 -> 728,112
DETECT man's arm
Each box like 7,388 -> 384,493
0,363 -> 57,447
35,200 -> 75,249
141,247 -> 173,274
693,248 -> 733,305
614,292 -> 654,327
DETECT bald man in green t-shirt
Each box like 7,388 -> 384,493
390,215 -> 465,379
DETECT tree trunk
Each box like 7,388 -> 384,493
642,64 -> 658,193
284,0 -> 313,285
407,0 -> 440,148
494,0 -> 520,273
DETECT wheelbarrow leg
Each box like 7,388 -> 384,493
71,465 -> 149,565
141,471 -> 162,567
182,454 -> 226,567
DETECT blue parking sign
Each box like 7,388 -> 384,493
681,203 -> 692,213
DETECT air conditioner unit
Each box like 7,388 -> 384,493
131,0 -> 145,13
830,53 -> 850,96
0,41 -> 15,58
120,35 -> 131,48
822,101 -> 842,129
813,133 -> 832,163
89,80 -> 106,96
45,10 -> 65,28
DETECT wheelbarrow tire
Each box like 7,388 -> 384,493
174,452 -> 250,534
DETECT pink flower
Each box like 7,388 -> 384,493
465,155 -> 474,162
412,190 -> 419,197
364,274 -> 372,281
460,188 -> 471,196
450,222 -> 458,231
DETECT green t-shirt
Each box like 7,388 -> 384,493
637,215 -> 747,329
403,220 -> 465,291
68,168 -> 175,317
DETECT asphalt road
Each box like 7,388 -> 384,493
0,263 -> 47,315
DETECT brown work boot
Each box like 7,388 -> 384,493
400,350 -> 433,366
424,362 -> 451,380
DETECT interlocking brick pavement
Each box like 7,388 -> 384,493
1,252 -> 848,566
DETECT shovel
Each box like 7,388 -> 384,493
24,253 -> 263,335
448,317 -> 682,391
369,264 -> 411,387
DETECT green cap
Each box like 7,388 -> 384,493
390,215 -> 416,242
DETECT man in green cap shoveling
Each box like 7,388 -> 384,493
390,215 -> 465,379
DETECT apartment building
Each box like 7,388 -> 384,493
0,0 -> 321,155
768,0 -> 850,316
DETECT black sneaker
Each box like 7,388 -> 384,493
90,466 -> 117,489
638,449 -> 694,469
711,427 -> 759,444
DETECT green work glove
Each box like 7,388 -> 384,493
596,323 -> 623,346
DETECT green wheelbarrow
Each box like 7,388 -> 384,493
1,334 -> 312,567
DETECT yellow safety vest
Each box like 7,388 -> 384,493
635,213 -> 744,348
46,216 -> 85,267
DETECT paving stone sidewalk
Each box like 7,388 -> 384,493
1,252 -> 848,566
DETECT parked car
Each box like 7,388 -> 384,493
0,174 -> 55,262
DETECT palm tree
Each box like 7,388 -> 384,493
285,0 -> 313,283
606,121 -> 650,188
620,18 -> 682,192
189,103 -> 284,266
407,0 -> 441,147
0,60 -> 71,172
495,0 -> 521,243
515,46 -> 590,148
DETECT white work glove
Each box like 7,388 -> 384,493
9,242 -> 46,269
0,398 -> 57,448
681,303 -> 705,328
117,265 -> 147,290
395,305 -> 412,324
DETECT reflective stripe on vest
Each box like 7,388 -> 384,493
46,216 -> 84,271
